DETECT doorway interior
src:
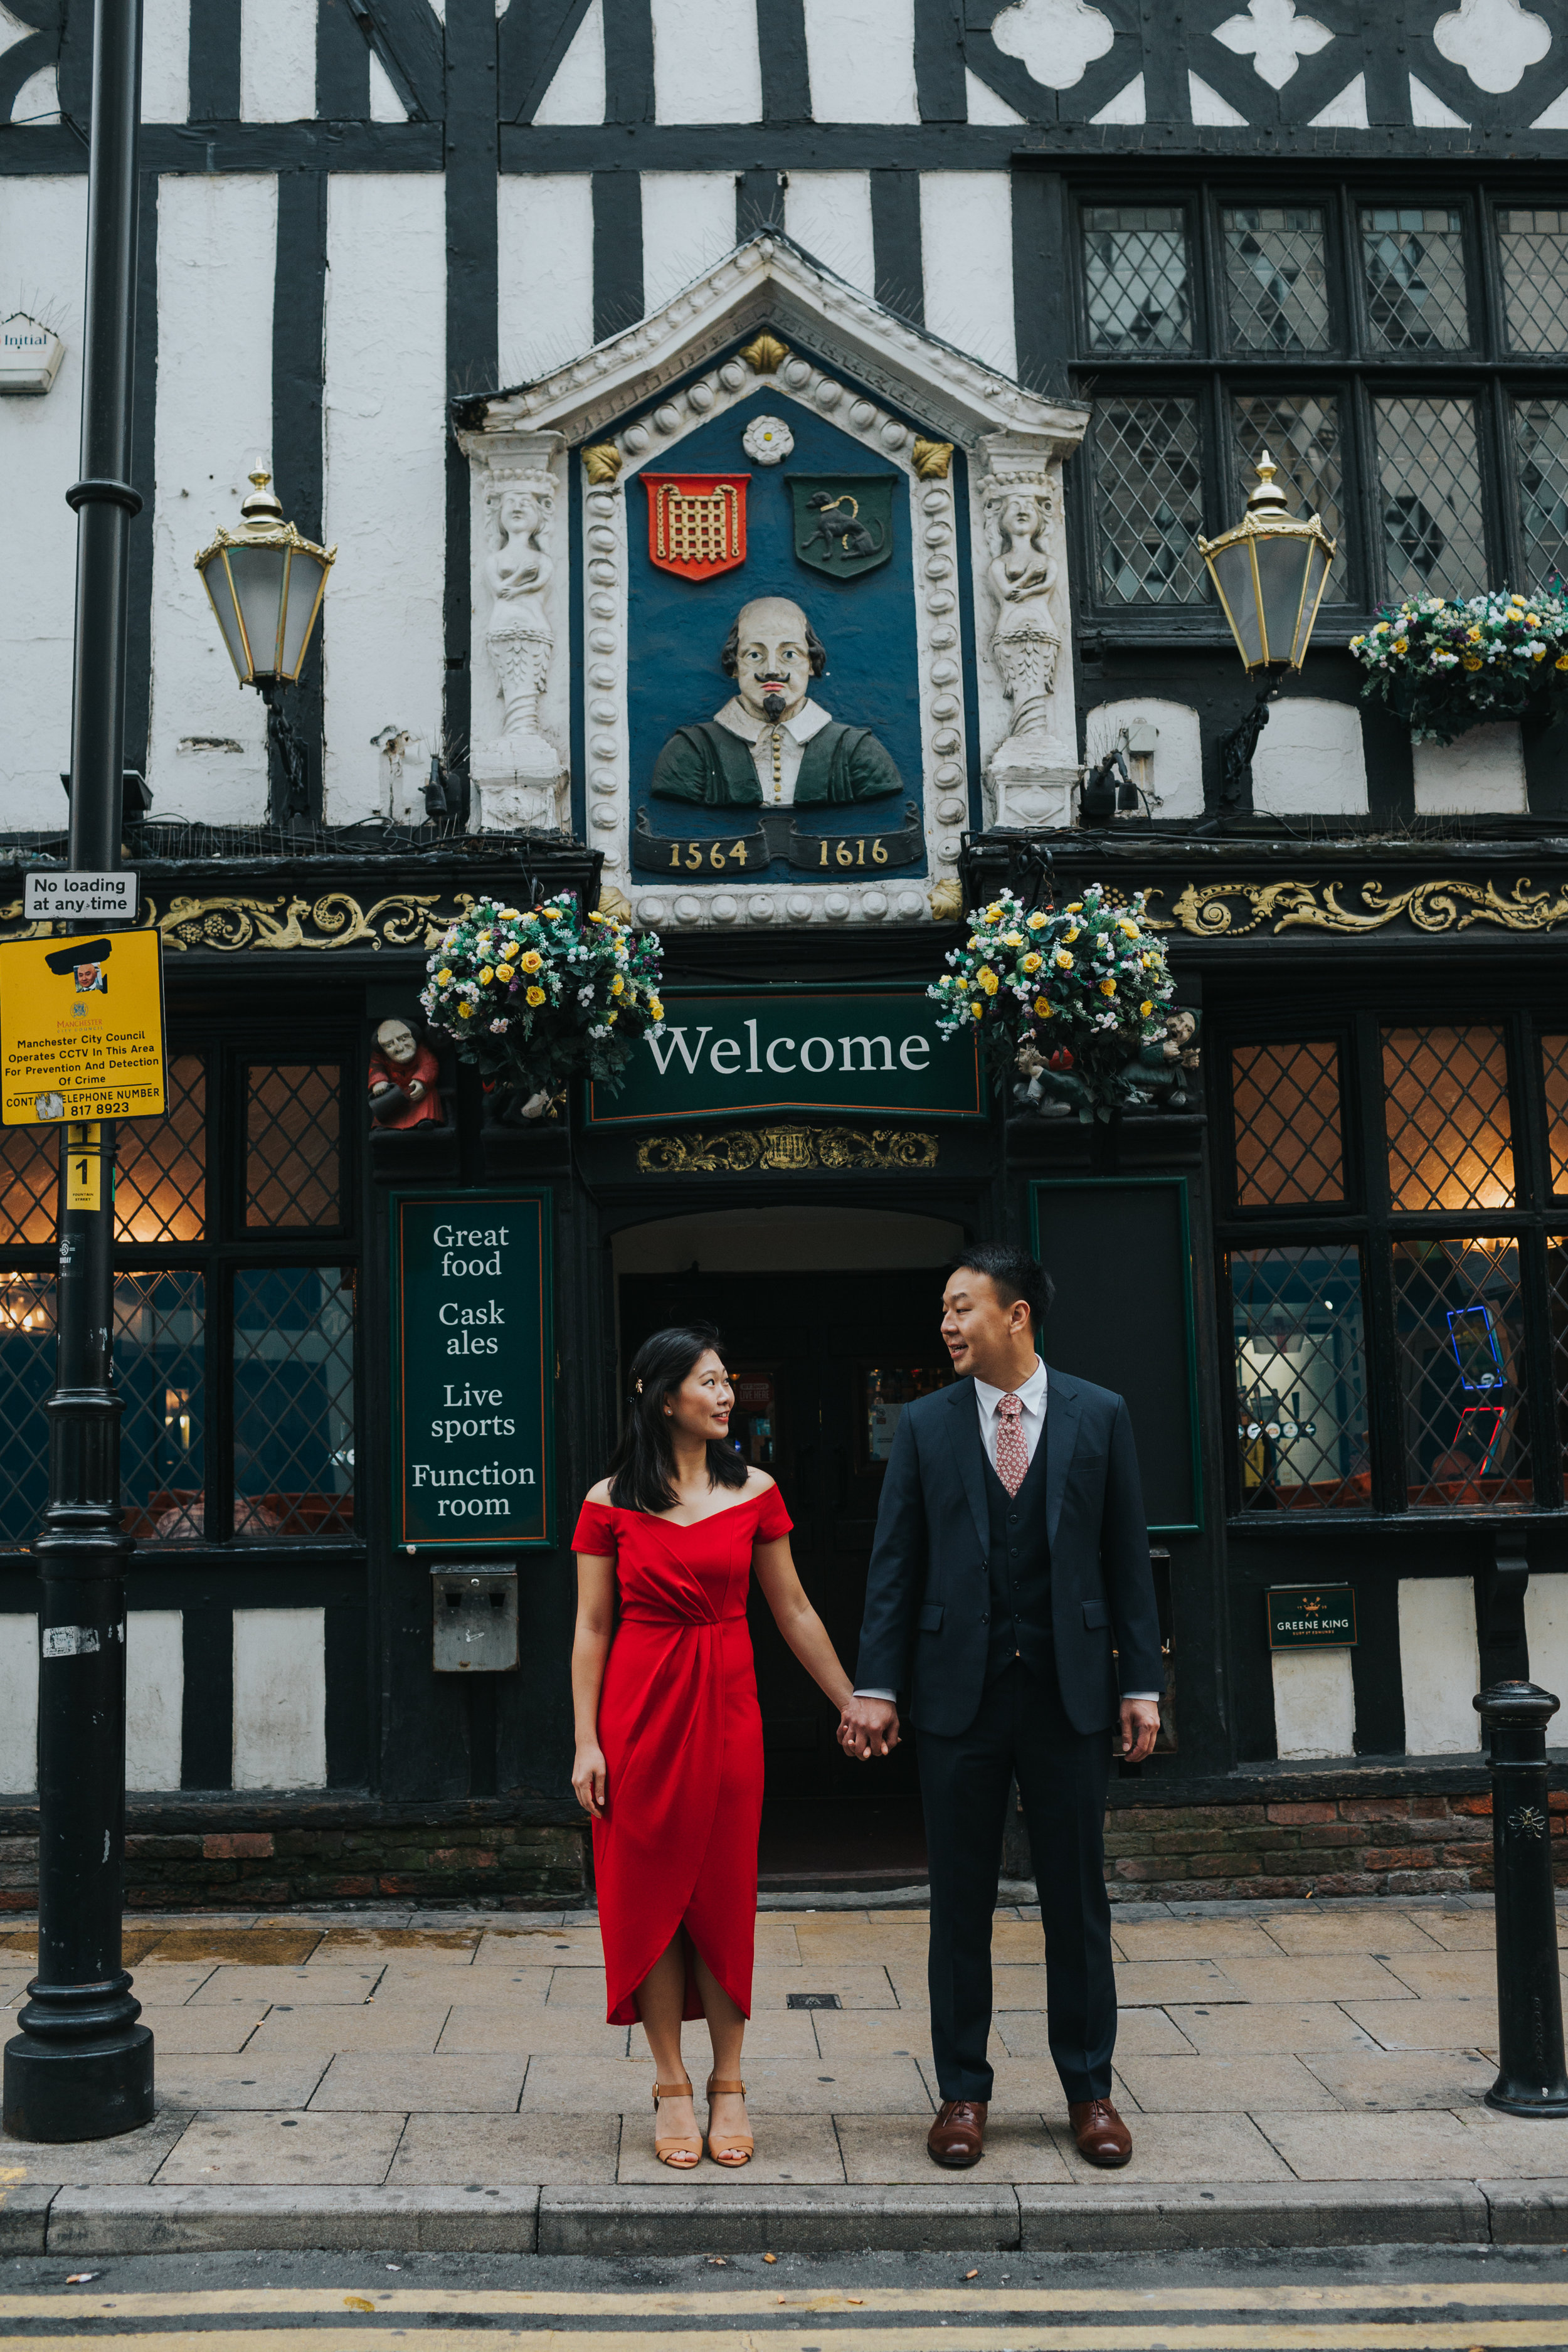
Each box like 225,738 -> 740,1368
613,1206 -> 962,1891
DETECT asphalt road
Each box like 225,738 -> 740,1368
5,2243 -> 1568,2348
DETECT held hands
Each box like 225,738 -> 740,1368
1120,1698 -> 1160,1766
838,1695 -> 900,1761
571,1742 -> 608,1817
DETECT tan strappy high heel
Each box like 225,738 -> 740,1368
705,2074 -> 753,2166
652,2079 -> 701,2169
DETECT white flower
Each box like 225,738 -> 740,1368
742,413 -> 794,465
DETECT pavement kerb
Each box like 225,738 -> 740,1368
14,2179 -> 1567,2255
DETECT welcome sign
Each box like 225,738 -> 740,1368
585,987 -> 984,1126
390,1192 -> 554,1550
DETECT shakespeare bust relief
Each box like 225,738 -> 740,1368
649,596 -> 903,809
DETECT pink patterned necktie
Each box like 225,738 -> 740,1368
995,1393 -> 1028,1498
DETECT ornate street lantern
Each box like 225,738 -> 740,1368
1196,454 -> 1337,814
194,464 -> 335,818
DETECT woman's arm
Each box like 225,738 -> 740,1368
570,1552 -> 617,1817
752,1535 -> 892,1751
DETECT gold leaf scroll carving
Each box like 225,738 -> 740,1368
1167,877 -> 1568,938
635,1125 -> 940,1175
153,893 -> 445,952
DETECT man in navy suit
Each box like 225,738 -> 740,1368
840,1243 -> 1163,2171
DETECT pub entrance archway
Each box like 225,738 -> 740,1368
612,1207 -> 963,1892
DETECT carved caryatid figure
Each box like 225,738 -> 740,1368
983,475 -> 1061,765
483,473 -> 562,795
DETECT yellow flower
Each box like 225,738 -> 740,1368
983,903 -> 1003,921
1067,901 -> 1083,911
519,949 -> 543,973
1140,999 -> 1154,1017
1118,919 -> 1140,939
1022,952 -> 1042,974
1557,655 -> 1568,672
611,974 -> 625,995
1033,997 -> 1053,1019
650,999 -> 664,1020
479,967 -> 494,985
1467,627 -> 1482,643
1534,646 -> 1547,660
1026,911 -> 1047,931
970,1002 -> 985,1020
458,1003 -> 474,1019
1054,950 -> 1073,969
588,911 -> 604,924
1064,924 -> 1079,943
1463,656 -> 1483,672
1393,638 -> 1408,654
1374,622 -> 1389,633
499,907 -> 519,921
1002,931 -> 1024,948
967,935 -> 982,951
436,968 -> 452,986
607,1009 -> 618,1023
1099,977 -> 1117,998
525,985 -> 545,1007
978,967 -> 1000,995
495,963 -> 514,983
1528,613 -> 1541,627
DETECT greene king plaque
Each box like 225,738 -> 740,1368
1267,1584 -> 1357,1651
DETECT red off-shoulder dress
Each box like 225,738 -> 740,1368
571,1483 -> 793,2025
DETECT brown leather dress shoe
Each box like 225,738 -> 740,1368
1069,2097 -> 1132,2168
927,2099 -> 988,2168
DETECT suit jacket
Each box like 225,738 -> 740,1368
854,1367 -> 1165,1739
649,719 -> 903,805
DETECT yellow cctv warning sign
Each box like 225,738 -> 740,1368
0,928 -> 167,1126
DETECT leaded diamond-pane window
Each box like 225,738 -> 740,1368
245,1064 -> 342,1231
233,1266 -> 354,1537
1361,206 -> 1471,351
0,1274 -> 55,1544
115,1272 -> 204,1541
1083,206 -> 1192,354
1499,208 -> 1568,354
0,1130 -> 57,1245
1374,396 -> 1486,601
1545,1238 -> 1568,1489
1543,1035 -> 1568,1195
1231,1247 -> 1370,1512
1091,397 -> 1208,605
1231,395 -> 1348,598
1232,1041 -> 1345,1207
1513,399 -> 1568,593
1393,1236 -> 1530,1509
1221,206 -> 1330,352
117,1056 -> 206,1243
1383,1025 -> 1515,1212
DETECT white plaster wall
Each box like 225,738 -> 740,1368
1524,1572 -> 1568,1715
965,68 -> 1027,125
802,0 -> 919,122
141,0 -> 190,121
1250,696 -> 1369,817
1399,1576 -> 1482,1754
651,0 -> 761,122
784,171 -> 876,296
919,172 -> 1016,379
0,1614 -> 36,1794
126,1610 -> 183,1792
323,173 -> 446,823
369,53 -> 409,121
533,0 -> 605,124
1412,723 -> 1528,815
1084,698 -> 1204,819
640,174 -> 741,315
232,1608 -> 327,1789
497,174 -> 595,385
1271,1648 -> 1356,1761
147,174 -> 276,826
241,0 -> 318,121
0,176 -> 87,828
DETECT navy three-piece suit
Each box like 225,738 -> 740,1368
855,1367 -> 1165,2105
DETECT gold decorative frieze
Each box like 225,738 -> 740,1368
635,1125 -> 940,1175
582,443 -> 622,484
738,330 -> 788,375
0,891 -> 463,953
1163,877 -> 1568,938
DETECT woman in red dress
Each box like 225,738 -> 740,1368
571,1323 -> 871,2169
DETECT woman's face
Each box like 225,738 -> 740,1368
1003,494 -> 1038,540
665,1348 -> 734,1446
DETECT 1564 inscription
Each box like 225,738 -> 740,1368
632,803 -> 924,877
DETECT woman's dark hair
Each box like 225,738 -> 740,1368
607,1323 -> 748,1513
948,1243 -> 1054,1335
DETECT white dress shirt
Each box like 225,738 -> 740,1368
854,1354 -> 1159,1705
713,695 -> 832,805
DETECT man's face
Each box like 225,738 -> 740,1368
733,600 -> 812,722
941,1267 -> 1032,1382
377,1019 -> 417,1066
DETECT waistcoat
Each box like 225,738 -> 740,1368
985,1429 -> 1052,1682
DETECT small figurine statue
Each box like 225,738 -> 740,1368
1126,1007 -> 1202,1112
1013,1037 -> 1089,1120
368,1015 -> 445,1129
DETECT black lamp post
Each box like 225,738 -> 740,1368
1199,453 -> 1337,812
2,0 -> 156,2144
194,465 -> 334,824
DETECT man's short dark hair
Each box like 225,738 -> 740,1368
948,1243 -> 1054,1334
721,616 -> 828,678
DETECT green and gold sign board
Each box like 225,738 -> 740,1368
1267,1585 -> 1357,1651
585,985 -> 983,1128
390,1192 -> 554,1550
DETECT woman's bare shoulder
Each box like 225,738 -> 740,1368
743,1468 -> 777,1497
584,1476 -> 615,1507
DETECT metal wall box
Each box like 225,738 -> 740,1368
430,1564 -> 519,1672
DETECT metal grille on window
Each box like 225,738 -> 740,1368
1361,206 -> 1471,351
1383,1025 -> 1515,1212
1545,1237 -> 1568,1490
0,1129 -> 57,1245
1083,206 -> 1192,354
1373,396 -> 1486,602
1393,1236 -> 1530,1508
1513,399 -> 1568,593
233,1266 -> 354,1537
1543,1034 -> 1568,1195
1221,206 -> 1330,352
1091,397 -> 1208,605
1231,395 -> 1347,598
245,1064 -> 342,1230
117,1055 -> 206,1243
115,1272 -> 205,1540
1231,1247 -> 1370,1511
1232,1041 -> 1345,1207
0,1273 -> 55,1544
1499,209 -> 1568,354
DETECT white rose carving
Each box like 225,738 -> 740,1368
743,414 -> 794,465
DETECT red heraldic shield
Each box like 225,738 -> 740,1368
643,473 -> 749,581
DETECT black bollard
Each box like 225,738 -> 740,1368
1473,1680 -> 1568,2117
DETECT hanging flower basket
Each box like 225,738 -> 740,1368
1349,590 -> 1568,745
928,882 -> 1177,1122
420,892 -> 665,1103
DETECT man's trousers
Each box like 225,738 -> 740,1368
914,1656 -> 1115,2105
